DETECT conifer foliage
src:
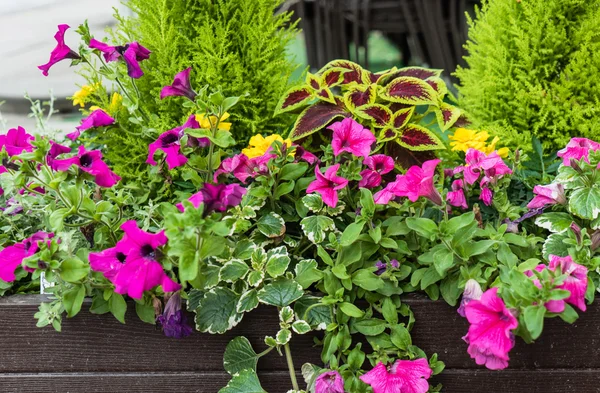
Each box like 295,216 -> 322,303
455,0 -> 600,151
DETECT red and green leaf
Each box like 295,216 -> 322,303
378,128 -> 398,143
391,107 -> 414,129
344,84 -> 377,110
290,100 -> 351,141
316,87 -> 336,104
453,113 -> 472,128
397,124 -> 445,151
274,86 -> 314,114
369,67 -> 398,84
392,67 -> 443,80
435,103 -> 461,131
306,73 -> 321,91
354,104 -> 393,127
380,77 -> 438,106
318,59 -> 368,85
385,140 -> 437,170
322,67 -> 347,87
425,77 -> 448,98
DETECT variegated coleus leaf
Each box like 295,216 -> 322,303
368,67 -> 398,84
396,124 -> 445,151
378,128 -> 398,142
317,59 -> 370,85
385,140 -> 438,170
344,83 -> 377,110
453,113 -> 472,128
321,67 -> 347,87
435,102 -> 461,131
290,99 -> 352,141
425,77 -> 448,99
305,72 -> 336,104
354,103 -> 392,127
377,66 -> 444,86
274,86 -> 314,114
380,76 -> 438,106
392,107 -> 414,129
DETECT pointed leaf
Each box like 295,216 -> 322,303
318,59 -> 368,84
397,124 -> 445,151
258,278 -> 304,307
344,84 -> 377,110
436,103 -> 461,131
306,73 -> 321,90
380,77 -> 438,106
391,66 -> 443,80
426,77 -> 448,98
275,86 -> 313,114
316,87 -> 336,104
453,114 -> 472,128
322,67 -> 347,87
290,100 -> 351,140
392,107 -> 414,129
355,104 -> 392,127
378,128 -> 398,142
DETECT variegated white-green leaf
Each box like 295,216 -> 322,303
276,328 -> 292,345
266,246 -> 291,277
569,187 -> 600,220
301,215 -> 335,244
542,232 -> 569,260
218,369 -> 266,393
292,320 -> 311,334
535,212 -> 574,233
234,240 -> 258,260
257,212 -> 286,238
302,194 -> 323,212
295,259 -> 322,289
258,278 -> 304,307
219,259 -> 250,283
237,289 -> 260,313
195,288 -> 243,334
279,306 -> 295,324
250,248 -> 267,270
247,270 -> 265,287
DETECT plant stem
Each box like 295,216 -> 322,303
284,343 -> 299,391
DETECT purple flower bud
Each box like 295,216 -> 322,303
570,222 -> 582,244
315,370 -> 345,393
157,292 -> 193,339
503,218 -> 519,234
592,230 -> 600,252
374,261 -> 387,276
390,259 -> 400,268
457,279 -> 483,317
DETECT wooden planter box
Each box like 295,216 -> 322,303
1,295 -> 598,392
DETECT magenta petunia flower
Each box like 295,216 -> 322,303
147,115 -> 205,170
0,232 -> 53,282
374,159 -> 442,206
480,152 -> 512,184
457,279 -> 483,317
50,145 -> 121,188
38,24 -> 80,76
329,118 -> 376,158
89,39 -> 151,79
480,186 -> 493,206
157,292 -> 193,338
213,153 -> 275,184
0,127 -> 34,157
160,67 -> 196,101
66,109 -> 115,140
294,145 -> 319,165
549,255 -> 588,312
527,183 -> 566,209
359,358 -> 432,393
462,149 -> 486,185
176,183 -> 246,214
463,287 -> 518,370
307,164 -> 349,208
47,140 -> 71,167
89,247 -> 127,281
315,370 -> 345,393
359,154 -> 394,188
557,138 -> 600,166
103,220 -> 181,299
447,179 -> 468,209
0,166 -> 6,196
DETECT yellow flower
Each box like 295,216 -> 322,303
90,92 -> 123,115
71,83 -> 100,107
449,128 -> 509,157
242,134 -> 292,158
195,112 -> 232,131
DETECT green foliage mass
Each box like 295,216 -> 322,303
455,0 -> 600,151
86,0 -> 299,181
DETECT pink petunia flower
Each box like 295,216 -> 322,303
92,220 -> 181,299
359,358 -> 432,393
329,118 -> 376,158
38,24 -> 80,76
47,141 -> 71,167
89,39 -> 151,79
457,279 -> 483,317
359,154 -> 394,188
307,164 -> 349,208
374,159 -> 442,206
66,109 -> 115,140
50,145 -> 121,188
176,183 -> 246,214
463,287 -> 518,370
213,153 -> 275,184
294,145 -> 319,165
462,149 -> 512,186
447,179 -> 468,209
527,183 -> 566,209
480,186 -> 493,206
0,232 -> 54,282
557,138 -> 600,166
549,255 -> 588,312
0,127 -> 34,156
160,67 -> 196,101
147,115 -> 205,170
315,370 -> 345,393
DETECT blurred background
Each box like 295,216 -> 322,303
0,0 -> 477,132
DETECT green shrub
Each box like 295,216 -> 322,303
455,0 -> 600,151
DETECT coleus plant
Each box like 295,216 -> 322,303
275,60 -> 464,169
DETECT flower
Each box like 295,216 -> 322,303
89,39 -> 151,79
242,134 -> 291,159
157,292 -> 193,339
527,183 -> 566,209
72,83 -> 100,107
47,141 -> 71,167
176,183 -> 246,214
315,370 -> 345,393
147,115 -> 204,170
457,279 -> 483,317
449,128 -> 509,157
196,113 -> 232,131
294,145 -> 319,165
307,164 -> 349,208
38,24 -> 80,76
463,287 -> 518,370
462,149 -> 511,186
0,127 -> 34,157
374,259 -> 399,276
93,220 -> 181,299
557,138 -> 600,166
160,67 -> 196,101
480,186 -> 493,206
329,118 -> 376,158
447,179 -> 468,209
90,92 -> 123,115
374,159 -> 442,206
0,166 -> 6,196
50,145 -> 121,188
359,154 -> 394,188
0,232 -> 53,282
214,153 -> 274,183
66,109 -> 115,140
359,358 -> 432,393
549,255 -> 588,312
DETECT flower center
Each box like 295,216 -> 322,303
161,133 -> 179,147
140,244 -> 156,259
116,252 -> 127,263
80,153 -> 93,168
115,44 -> 130,55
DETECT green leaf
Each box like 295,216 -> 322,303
276,328 -> 292,345
301,215 -> 335,244
135,301 -> 156,324
292,320 -> 311,334
406,217 -> 438,239
524,305 -> 545,340
63,286 -> 86,318
352,269 -> 384,291
60,258 -> 90,283
49,208 -> 69,232
569,187 -> 600,220
444,212 -> 475,233
382,298 -> 398,325
339,302 -> 365,318
247,270 -> 265,287
465,240 -> 497,258
420,267 -> 442,289
257,212 -> 286,238
187,128 -> 236,148
390,325 -> 412,350
279,162 -> 309,181
353,318 -> 387,336
265,246 -> 291,278
274,180 -> 295,199
433,248 -> 454,276
223,336 -> 259,375
359,188 -> 376,216
218,370 -> 267,393
220,260 -> 250,283
340,221 -> 365,246
179,250 -> 200,282
109,293 -> 127,324
295,259 -> 322,289
258,279 -> 304,307
295,295 -> 333,330
195,288 -> 243,334
542,233 -> 570,259
535,212 -> 576,233
237,289 -> 260,313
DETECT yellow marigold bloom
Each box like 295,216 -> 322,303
72,83 -> 100,107
496,147 -> 510,158
242,134 -> 292,158
449,128 -> 509,157
90,92 -> 123,115
195,112 -> 232,131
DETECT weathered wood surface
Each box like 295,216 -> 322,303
0,295 -> 599,392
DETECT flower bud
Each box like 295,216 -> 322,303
457,279 -> 483,317
315,370 -> 344,393
570,222 -> 582,244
